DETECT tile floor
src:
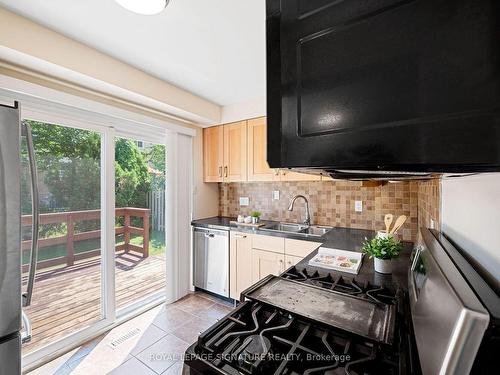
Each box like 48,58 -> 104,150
26,292 -> 234,375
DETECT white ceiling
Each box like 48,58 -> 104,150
0,0 -> 266,106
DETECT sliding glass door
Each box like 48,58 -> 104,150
21,119 -> 105,355
114,136 -> 166,312
16,103 -> 171,369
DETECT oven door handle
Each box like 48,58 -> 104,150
21,122 -> 39,308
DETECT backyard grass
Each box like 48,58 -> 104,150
23,229 -> 166,265
116,230 -> 166,257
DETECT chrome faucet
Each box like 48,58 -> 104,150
288,195 -> 311,226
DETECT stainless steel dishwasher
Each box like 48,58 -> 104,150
193,227 -> 229,298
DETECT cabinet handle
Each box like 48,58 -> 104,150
224,166 -> 228,177
234,234 -> 247,238
279,259 -> 284,272
274,169 -> 279,176
218,166 -> 222,177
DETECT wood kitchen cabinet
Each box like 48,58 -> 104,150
247,117 -> 278,181
229,231 -> 253,300
229,232 -> 321,299
203,125 -> 224,182
251,248 -> 285,283
284,255 -> 303,269
204,117 -> 324,183
204,121 -> 247,182
223,121 -> 247,182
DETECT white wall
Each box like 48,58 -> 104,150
192,128 -> 219,219
441,174 -> 500,287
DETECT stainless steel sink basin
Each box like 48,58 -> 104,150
261,223 -> 332,237
300,226 -> 332,236
264,223 -> 309,233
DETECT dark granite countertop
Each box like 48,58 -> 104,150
191,216 -> 414,290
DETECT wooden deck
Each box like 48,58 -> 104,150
22,250 -> 166,354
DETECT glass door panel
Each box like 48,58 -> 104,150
114,137 -> 166,311
21,119 -> 104,354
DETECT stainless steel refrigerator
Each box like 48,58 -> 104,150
0,102 -> 39,375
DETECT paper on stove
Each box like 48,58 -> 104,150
308,247 -> 363,274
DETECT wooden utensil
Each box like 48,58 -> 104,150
390,215 -> 407,234
384,214 -> 393,234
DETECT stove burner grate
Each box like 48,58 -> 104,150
281,267 -> 399,305
189,301 -> 399,375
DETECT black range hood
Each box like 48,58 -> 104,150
266,0 -> 500,179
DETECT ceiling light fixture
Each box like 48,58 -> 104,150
115,0 -> 170,15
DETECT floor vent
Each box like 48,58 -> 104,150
109,328 -> 141,349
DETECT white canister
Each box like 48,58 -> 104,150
244,216 -> 252,224
237,215 -> 244,223
376,230 -> 392,239
374,257 -> 392,274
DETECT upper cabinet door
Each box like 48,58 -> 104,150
247,117 -> 277,182
203,125 -> 224,182
223,121 -> 247,182
267,0 -> 500,173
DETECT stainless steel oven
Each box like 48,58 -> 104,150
409,229 -> 490,375
193,227 -> 229,298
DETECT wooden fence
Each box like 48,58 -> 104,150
149,190 -> 165,232
21,207 -> 150,272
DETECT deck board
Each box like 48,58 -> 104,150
22,251 -> 166,354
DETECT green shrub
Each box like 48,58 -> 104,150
250,211 -> 262,218
362,236 -> 403,260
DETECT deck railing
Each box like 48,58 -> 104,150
21,207 -> 150,272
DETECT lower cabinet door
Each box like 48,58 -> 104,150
284,255 -> 303,270
251,249 -> 285,283
230,232 -> 253,300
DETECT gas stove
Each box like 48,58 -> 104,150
184,262 -> 416,375
185,300 -> 401,375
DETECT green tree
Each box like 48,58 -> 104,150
114,138 -> 151,208
145,144 -> 166,191
20,121 -> 153,236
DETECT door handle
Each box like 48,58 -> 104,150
22,122 -> 39,308
218,166 -> 222,177
224,166 -> 228,178
205,233 -> 215,238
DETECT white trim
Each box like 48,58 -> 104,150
165,132 -> 179,303
0,74 -> 197,137
165,132 -> 193,302
102,127 -> 116,323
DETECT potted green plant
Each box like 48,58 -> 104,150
362,236 -> 403,274
250,211 -> 262,224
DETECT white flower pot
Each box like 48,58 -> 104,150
374,257 -> 392,274
376,230 -> 392,239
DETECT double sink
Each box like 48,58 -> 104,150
261,222 -> 332,237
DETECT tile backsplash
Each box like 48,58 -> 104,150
417,179 -> 441,237
219,180 -> 421,242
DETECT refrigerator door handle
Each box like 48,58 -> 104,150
21,310 -> 32,344
21,122 -> 39,308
